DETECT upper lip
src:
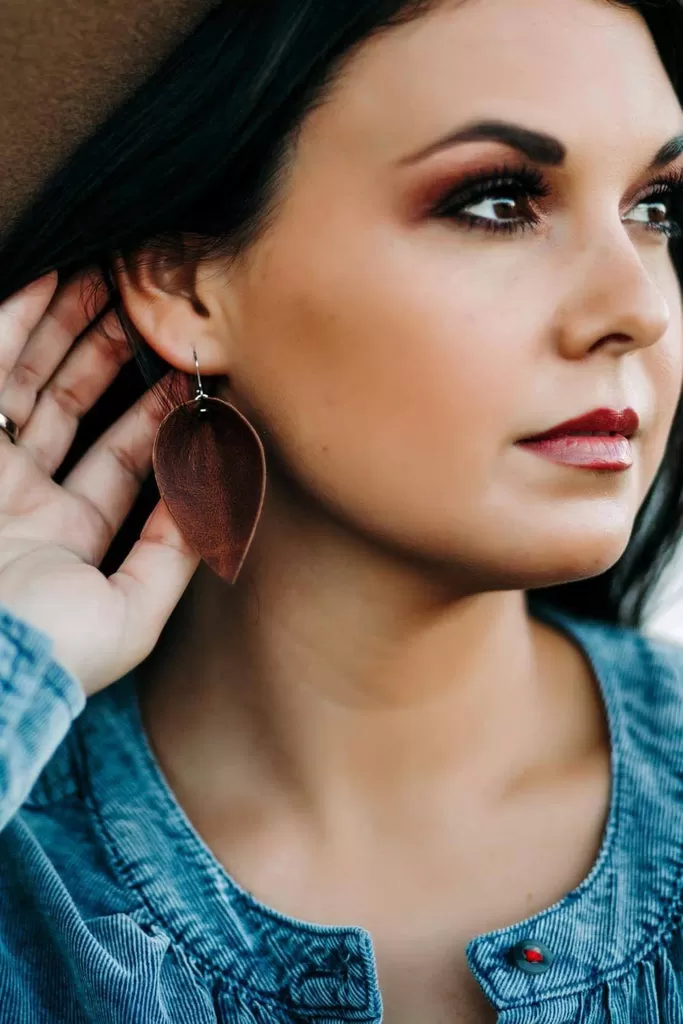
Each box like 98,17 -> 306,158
520,407 -> 640,442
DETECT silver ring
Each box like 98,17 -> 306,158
0,412 -> 19,445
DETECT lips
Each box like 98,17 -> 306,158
520,407 -> 640,442
516,407 -> 639,472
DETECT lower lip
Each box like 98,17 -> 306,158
515,434 -> 633,470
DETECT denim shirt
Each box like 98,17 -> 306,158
2,599 -> 683,1023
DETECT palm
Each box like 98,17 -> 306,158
0,271 -> 200,695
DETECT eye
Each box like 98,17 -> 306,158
462,192 -> 533,225
622,175 -> 683,239
431,162 -> 551,237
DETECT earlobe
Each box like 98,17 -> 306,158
112,252 -> 229,376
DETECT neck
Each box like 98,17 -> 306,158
139,479 -> 596,837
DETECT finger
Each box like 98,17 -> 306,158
20,309 -> 132,476
60,378 -> 171,555
0,273 -> 59,393
108,499 -> 201,664
0,268 -> 111,429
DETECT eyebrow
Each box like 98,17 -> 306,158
399,118 -> 683,170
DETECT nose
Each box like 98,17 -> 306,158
552,227 -> 671,359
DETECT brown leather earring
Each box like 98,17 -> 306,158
152,349 -> 267,584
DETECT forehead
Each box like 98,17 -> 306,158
311,0 -> 683,168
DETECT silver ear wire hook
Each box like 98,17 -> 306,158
192,346 -> 208,414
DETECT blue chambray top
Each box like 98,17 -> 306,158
2,597 -> 683,1023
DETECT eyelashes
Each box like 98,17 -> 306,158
640,169 -> 683,238
430,160 -> 683,240
431,162 -> 548,235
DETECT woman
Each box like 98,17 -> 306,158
1,0 -> 683,1019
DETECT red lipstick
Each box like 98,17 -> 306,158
516,408 -> 639,471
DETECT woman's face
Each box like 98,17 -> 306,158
204,0 -> 683,590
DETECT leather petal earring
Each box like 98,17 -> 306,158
152,349 -> 267,584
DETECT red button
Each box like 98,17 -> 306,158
511,939 -> 554,973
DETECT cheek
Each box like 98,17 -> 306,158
642,277 -> 683,482
645,337 -> 683,484
233,224 -> 530,538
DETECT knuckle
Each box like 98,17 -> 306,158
109,443 -> 147,485
8,361 -> 42,398
47,382 -> 86,421
27,442 -> 58,474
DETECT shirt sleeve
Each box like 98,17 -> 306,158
0,603 -> 85,831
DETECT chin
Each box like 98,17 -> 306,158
463,513 -> 635,592
512,529 -> 632,590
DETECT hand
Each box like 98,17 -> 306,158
0,270 -> 200,696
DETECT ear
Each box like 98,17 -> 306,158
113,251 -> 232,376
